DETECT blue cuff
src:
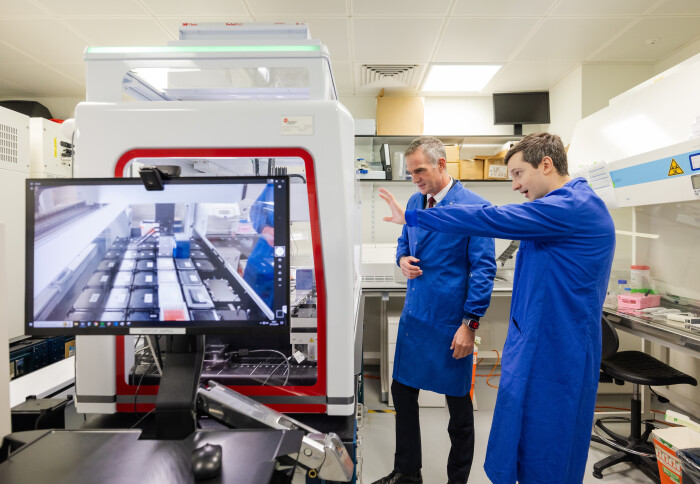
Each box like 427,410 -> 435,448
405,209 -> 418,227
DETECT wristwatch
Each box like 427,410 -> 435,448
463,319 -> 479,330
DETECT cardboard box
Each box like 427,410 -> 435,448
484,158 -> 508,180
653,427 -> 700,484
446,162 -> 460,179
459,159 -> 484,180
444,145 -> 460,162
376,89 -> 424,135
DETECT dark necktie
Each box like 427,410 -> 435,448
428,196 -> 436,208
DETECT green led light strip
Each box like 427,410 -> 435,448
87,45 -> 320,54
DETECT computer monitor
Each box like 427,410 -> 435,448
25,176 -> 290,337
493,91 -> 550,135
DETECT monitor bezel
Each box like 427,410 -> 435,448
492,91 -> 551,125
25,176 -> 291,337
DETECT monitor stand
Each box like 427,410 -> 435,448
513,124 -> 523,136
154,334 -> 204,440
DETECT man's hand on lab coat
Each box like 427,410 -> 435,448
399,256 -> 423,279
378,188 -> 406,225
451,324 -> 475,359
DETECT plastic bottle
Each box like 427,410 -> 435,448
614,279 -> 630,309
630,265 -> 654,294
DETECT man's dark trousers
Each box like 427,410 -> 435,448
391,379 -> 475,483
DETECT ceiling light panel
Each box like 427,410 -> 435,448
422,65 -> 501,92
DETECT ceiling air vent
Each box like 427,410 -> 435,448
360,64 -> 423,90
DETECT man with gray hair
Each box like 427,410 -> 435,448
372,136 -> 496,484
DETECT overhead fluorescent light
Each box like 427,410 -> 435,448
421,65 -> 501,93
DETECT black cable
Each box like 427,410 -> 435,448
649,386 -> 670,404
261,357 -> 292,386
130,408 -> 155,429
249,349 -> 291,386
134,362 -> 156,414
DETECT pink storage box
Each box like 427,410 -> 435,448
617,293 -> 661,310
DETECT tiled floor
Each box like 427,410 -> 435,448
359,366 -> 659,484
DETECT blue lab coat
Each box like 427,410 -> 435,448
243,184 -> 275,308
405,178 -> 615,484
393,181 -> 496,397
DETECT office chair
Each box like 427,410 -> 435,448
591,315 -> 697,481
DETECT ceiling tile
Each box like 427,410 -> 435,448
352,0 -> 452,16
650,0 -> 700,15
0,83 -> 32,97
552,0 -> 658,16
47,63 -> 86,84
486,62 -> 576,92
246,0 -> 346,16
434,18 -> 539,62
0,19 -> 87,64
139,0 -> 248,17
353,18 -> 443,63
0,1 -> 51,17
159,17 -> 255,39
591,17 -> 700,62
32,0 -> 150,17
515,17 -> 633,61
452,0 -> 558,17
331,61 -> 353,93
0,41 -> 36,63
254,17 -> 351,62
64,18 -> 173,46
0,64 -> 84,97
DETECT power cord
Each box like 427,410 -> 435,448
249,349 -> 291,387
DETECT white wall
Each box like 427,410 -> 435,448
581,64 -> 655,118
424,96 -> 546,136
547,65 -> 582,146
340,94 -> 548,137
0,97 -> 83,120
338,95 -> 376,120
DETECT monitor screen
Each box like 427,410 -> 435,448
25,176 -> 290,336
493,91 -> 550,125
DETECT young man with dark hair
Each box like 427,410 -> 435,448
379,132 -> 616,484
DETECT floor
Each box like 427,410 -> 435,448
358,365 -> 663,484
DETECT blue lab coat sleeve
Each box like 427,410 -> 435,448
405,188 -> 582,242
243,183 -> 275,308
395,224 -> 410,267
464,226 -> 496,321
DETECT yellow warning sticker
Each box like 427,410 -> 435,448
668,158 -> 684,176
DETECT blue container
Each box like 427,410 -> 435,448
173,236 -> 191,259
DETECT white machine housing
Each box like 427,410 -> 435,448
29,118 -> 72,178
568,52 -> 700,207
0,106 -> 30,340
72,23 -> 359,416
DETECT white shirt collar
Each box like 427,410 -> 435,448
428,177 -> 454,206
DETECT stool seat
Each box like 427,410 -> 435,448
602,351 -> 698,387
592,316 -> 698,481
